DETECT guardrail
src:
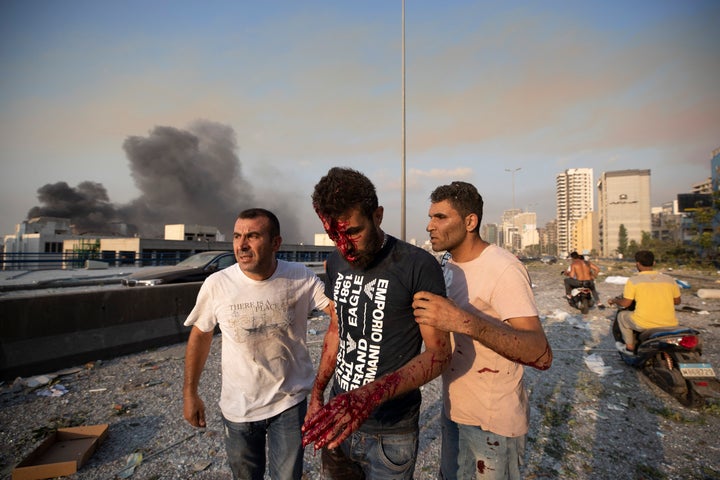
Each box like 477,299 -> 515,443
1,251 -> 196,270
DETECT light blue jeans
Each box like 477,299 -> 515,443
321,422 -> 419,479
222,400 -> 306,480
440,410 -> 525,480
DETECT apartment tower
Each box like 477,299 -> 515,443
556,168 -> 594,258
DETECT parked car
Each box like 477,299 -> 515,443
121,251 -> 236,286
540,255 -> 558,265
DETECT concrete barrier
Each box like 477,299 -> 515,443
0,284 -> 202,380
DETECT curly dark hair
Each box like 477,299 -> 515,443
312,167 -> 378,220
429,181 -> 484,233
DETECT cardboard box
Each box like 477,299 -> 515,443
12,424 -> 109,480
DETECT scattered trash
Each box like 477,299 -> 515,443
24,375 -> 56,388
584,353 -> 614,376
697,288 -> 720,299
308,329 -> 318,335
548,309 -> 572,321
675,279 -> 691,289
604,276 -> 629,285
13,424 -> 109,478
117,452 -> 143,478
89,388 -> 107,393
35,384 -> 68,397
192,460 -> 212,472
113,403 -> 138,415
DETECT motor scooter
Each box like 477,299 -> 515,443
567,280 -> 594,314
612,309 -> 720,407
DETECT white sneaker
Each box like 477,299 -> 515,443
615,341 -> 634,356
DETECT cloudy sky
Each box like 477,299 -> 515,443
1,0 -> 718,244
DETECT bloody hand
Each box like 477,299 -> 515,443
301,387 -> 382,450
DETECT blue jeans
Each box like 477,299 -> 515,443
321,425 -> 419,479
222,400 -> 306,480
440,410 -> 525,480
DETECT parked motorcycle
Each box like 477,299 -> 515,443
567,280 -> 595,314
612,311 -> 720,407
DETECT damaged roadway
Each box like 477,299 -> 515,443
1,262 -> 720,479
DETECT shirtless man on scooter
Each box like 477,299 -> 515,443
563,252 -> 603,308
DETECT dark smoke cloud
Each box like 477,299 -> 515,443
27,181 -> 120,234
27,120 -> 302,241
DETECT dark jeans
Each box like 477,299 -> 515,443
564,278 -> 599,302
320,423 -> 419,480
222,400 -> 306,480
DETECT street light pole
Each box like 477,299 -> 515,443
505,167 -> 521,211
401,0 -> 406,241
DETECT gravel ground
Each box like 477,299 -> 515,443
2,262 -> 720,480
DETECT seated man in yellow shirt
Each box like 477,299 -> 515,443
608,250 -> 681,354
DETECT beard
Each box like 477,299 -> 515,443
345,228 -> 383,270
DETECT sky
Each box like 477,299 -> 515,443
1,0 -> 719,245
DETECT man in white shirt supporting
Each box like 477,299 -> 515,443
183,208 -> 334,480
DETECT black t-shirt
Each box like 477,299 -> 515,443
325,235 -> 446,432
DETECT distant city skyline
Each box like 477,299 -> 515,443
2,1 -> 718,244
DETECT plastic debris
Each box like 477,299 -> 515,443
36,384 -> 68,397
117,452 -> 143,478
584,353 -> 614,376
24,375 -> 56,388
604,276 -> 629,285
548,309 -> 572,321
675,279 -> 691,289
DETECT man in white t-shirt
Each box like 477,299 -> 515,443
183,208 -> 334,480
413,182 -> 553,480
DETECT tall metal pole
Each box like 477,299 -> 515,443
505,167 -> 521,211
401,0 -> 406,241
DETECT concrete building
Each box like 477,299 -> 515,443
3,217 -> 333,270
538,220 -> 558,256
556,168 -> 594,259
501,209 -> 522,251
516,212 -> 539,251
2,217 -> 81,270
692,177 -> 712,194
651,201 -> 682,243
597,169 -> 651,257
481,223 -> 499,245
500,210 -> 537,253
572,211 -> 599,256
164,224 -> 225,242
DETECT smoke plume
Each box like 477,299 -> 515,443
27,120 -> 301,241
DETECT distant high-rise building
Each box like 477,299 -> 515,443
597,169 -> 651,257
481,223 -> 499,245
500,210 -> 537,253
501,209 -> 522,251
538,220 -> 558,256
692,177 -> 712,194
556,168 -> 594,258
572,211 -> 599,255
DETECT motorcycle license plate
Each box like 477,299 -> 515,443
679,363 -> 716,378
